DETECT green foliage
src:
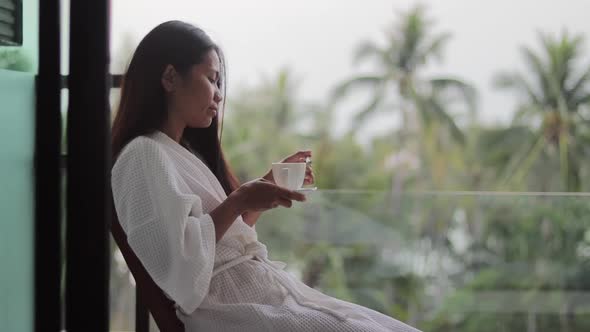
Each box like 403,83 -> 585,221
333,5 -> 477,192
494,31 -> 590,191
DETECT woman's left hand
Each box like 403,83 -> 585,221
263,150 -> 315,186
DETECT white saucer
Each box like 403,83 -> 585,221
295,187 -> 317,192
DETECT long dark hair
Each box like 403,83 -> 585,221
111,20 -> 239,195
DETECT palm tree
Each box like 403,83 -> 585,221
332,5 -> 476,190
332,5 -> 475,138
494,31 -> 590,191
410,78 -> 476,188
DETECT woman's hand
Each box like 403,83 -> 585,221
229,178 -> 306,213
263,150 -> 315,186
212,178 -> 304,239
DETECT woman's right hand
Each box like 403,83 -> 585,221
230,178 -> 306,212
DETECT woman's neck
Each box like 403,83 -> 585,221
160,115 -> 185,143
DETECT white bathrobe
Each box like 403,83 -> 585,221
111,131 -> 421,332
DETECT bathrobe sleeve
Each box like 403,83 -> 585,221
111,137 -> 216,314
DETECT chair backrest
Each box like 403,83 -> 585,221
111,218 -> 185,332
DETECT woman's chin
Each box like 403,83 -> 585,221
188,119 -> 213,129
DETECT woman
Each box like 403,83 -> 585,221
111,20 -> 421,332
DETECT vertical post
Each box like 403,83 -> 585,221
65,0 -> 111,330
35,0 -> 61,330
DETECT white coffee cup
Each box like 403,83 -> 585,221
271,162 -> 306,190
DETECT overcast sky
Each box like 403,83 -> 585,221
107,0 -> 590,136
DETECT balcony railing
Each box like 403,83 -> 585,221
106,189 -> 590,331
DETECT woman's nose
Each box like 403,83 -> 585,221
214,89 -> 223,103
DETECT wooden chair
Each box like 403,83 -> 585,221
111,217 -> 185,332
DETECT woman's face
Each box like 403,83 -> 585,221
165,49 -> 223,129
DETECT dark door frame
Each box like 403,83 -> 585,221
34,0 -> 62,330
65,0 -> 111,331
35,0 -> 114,331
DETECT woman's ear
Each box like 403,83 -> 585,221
161,64 -> 178,92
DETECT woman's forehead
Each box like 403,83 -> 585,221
200,49 -> 221,71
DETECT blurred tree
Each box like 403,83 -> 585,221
494,31 -> 590,191
332,5 -> 476,191
332,5 -> 452,132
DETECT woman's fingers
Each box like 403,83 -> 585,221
304,166 -> 315,184
294,150 -> 312,158
289,191 -> 306,202
259,177 -> 273,183
254,179 -> 306,205
276,197 -> 293,208
283,150 -> 312,163
275,187 -> 306,202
